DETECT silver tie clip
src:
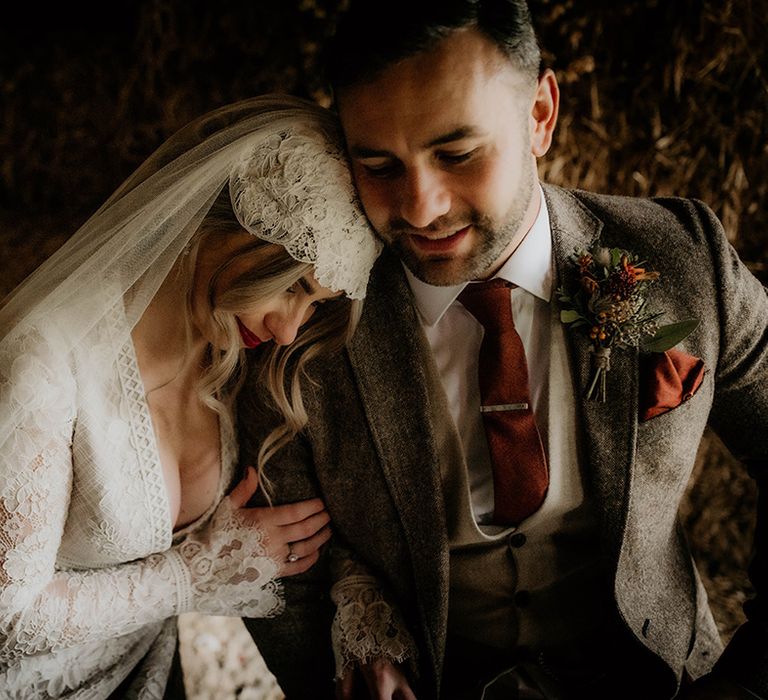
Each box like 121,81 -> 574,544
480,403 -> 529,413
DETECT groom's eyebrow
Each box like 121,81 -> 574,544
349,126 -> 482,159
427,126 -> 482,147
349,145 -> 395,159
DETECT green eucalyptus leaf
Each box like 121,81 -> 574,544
641,319 -> 700,353
610,248 -> 622,268
560,309 -> 583,324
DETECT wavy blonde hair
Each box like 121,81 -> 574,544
182,188 -> 362,492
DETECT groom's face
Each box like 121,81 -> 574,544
337,28 -> 547,286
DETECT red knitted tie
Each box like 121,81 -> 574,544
458,279 -> 549,525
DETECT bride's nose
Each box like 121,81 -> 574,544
268,304 -> 313,346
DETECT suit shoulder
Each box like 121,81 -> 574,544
559,186 -> 723,247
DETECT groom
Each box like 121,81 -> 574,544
240,1 -> 768,698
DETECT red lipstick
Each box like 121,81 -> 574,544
236,317 -> 263,349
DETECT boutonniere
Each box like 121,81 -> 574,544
557,243 -> 699,401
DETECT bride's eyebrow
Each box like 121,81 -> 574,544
298,277 -> 316,294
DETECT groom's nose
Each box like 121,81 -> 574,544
399,166 -> 451,229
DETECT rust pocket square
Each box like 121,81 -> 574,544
639,348 -> 706,421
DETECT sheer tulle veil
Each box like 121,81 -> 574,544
0,94 -> 376,451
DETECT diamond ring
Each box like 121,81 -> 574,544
286,543 -> 299,563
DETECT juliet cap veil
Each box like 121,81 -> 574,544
0,95 -> 381,453
0,95 -> 381,354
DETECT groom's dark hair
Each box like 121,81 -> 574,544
325,0 -> 541,93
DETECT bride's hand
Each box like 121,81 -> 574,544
228,466 -> 332,576
172,466 -> 331,617
336,659 -> 417,700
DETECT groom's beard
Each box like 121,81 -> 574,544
381,168 -> 536,287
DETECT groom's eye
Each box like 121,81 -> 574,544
361,160 -> 402,179
437,148 -> 478,165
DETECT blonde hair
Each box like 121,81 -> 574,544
183,188 -> 362,493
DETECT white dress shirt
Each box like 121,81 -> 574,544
405,186 -> 577,528
406,187 -> 603,668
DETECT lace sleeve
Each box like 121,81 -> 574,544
329,545 -> 418,680
0,332 -> 283,666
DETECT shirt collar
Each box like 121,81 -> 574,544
405,185 -> 554,327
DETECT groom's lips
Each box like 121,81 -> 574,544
410,225 -> 470,254
236,317 -> 263,349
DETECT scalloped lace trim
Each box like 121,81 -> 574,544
330,573 -> 417,680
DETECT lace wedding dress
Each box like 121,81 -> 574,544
0,95 -> 415,698
0,303 -> 416,699
0,300 -> 283,699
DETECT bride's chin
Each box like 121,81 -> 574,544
203,327 -> 233,353
213,324 -> 244,353
189,307 -> 229,351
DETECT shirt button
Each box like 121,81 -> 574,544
515,590 -> 531,607
508,532 -> 527,548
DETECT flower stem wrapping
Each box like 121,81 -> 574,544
586,346 -> 612,402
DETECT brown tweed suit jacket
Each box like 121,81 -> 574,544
240,185 -> 768,699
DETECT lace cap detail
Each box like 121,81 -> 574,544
229,125 -> 382,300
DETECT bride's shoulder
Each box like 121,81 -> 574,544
3,292 -> 123,360
0,312 -> 80,389
0,323 -> 78,427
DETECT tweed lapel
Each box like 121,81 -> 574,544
347,251 -> 450,679
544,184 -> 639,565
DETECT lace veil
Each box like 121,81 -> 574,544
0,95 -> 379,451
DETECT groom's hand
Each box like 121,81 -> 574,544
336,658 -> 417,700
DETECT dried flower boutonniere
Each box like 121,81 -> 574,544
557,244 -> 698,401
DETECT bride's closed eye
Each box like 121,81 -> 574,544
286,278 -> 313,295
286,278 -> 330,307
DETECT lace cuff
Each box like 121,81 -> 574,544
330,573 -> 417,680
168,498 -> 285,618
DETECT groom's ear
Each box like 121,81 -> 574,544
530,69 -> 559,158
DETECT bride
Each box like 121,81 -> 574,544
0,95 -> 382,697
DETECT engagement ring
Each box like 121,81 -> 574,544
286,543 -> 299,563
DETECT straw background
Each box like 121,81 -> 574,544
1,1 -> 765,697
